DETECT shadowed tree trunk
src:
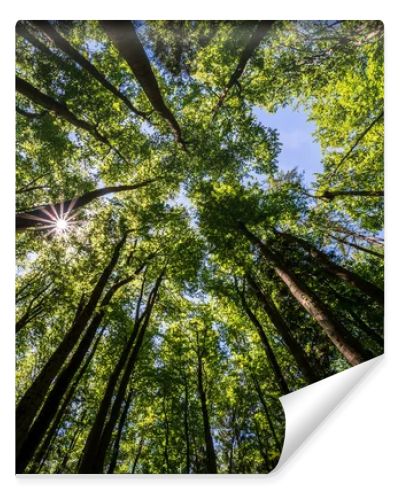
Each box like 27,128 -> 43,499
276,230 -> 384,306
214,21 -> 275,114
245,273 -> 320,385
195,331 -> 217,474
16,271 -> 137,473
79,270 -> 164,473
107,389 -> 134,474
16,285 -> 50,332
16,76 -> 115,148
131,436 -> 144,473
319,189 -> 384,200
235,281 -> 290,394
101,21 -> 186,148
31,334 -> 102,473
16,232 -> 129,455
30,21 -> 150,119
329,233 -> 384,260
238,222 -> 371,366
250,371 -> 280,449
16,180 -> 155,231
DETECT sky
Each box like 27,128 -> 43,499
253,106 -> 324,187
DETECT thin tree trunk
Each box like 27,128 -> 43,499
250,372 -> 280,449
16,273 -> 136,473
276,230 -> 384,306
183,378 -> 191,473
16,232 -> 129,455
196,336 -> 217,473
329,233 -> 384,260
214,21 -> 274,114
30,334 -> 102,473
16,76 -> 123,157
107,389 -> 134,474
236,283 -> 290,394
16,180 -> 155,231
79,270 -> 164,473
30,21 -> 149,119
246,273 -> 320,384
319,189 -> 384,200
238,222 -> 371,366
100,21 -> 186,148
131,436 -> 144,473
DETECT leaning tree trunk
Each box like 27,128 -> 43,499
276,230 -> 384,306
329,233 -> 384,260
79,270 -> 164,473
16,232 -> 129,454
238,222 -> 371,366
214,21 -> 274,114
16,180 -> 154,231
107,389 -> 134,474
246,273 -> 320,384
319,189 -> 384,200
30,21 -> 149,119
196,338 -> 218,474
237,284 -> 290,394
30,334 -> 102,473
16,76 -> 114,148
16,273 -> 136,473
100,21 -> 186,148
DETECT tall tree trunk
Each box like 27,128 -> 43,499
250,372 -> 280,449
214,21 -> 274,114
276,230 -> 384,306
107,389 -> 134,474
16,180 -> 155,231
131,436 -> 144,473
16,273 -> 136,473
30,334 -> 102,473
30,21 -> 149,119
246,273 -> 320,384
196,337 -> 217,473
238,222 -> 371,366
329,233 -> 384,260
16,76 -> 115,148
183,378 -> 191,474
16,232 -> 129,455
236,282 -> 290,394
79,270 -> 164,473
100,21 -> 186,148
319,189 -> 384,200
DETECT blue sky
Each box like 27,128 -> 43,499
254,106 -> 323,186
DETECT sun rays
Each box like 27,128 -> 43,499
18,199 -> 80,236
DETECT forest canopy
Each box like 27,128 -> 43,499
15,20 -> 384,474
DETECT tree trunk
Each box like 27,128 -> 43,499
16,273 -> 136,473
16,232 -> 129,455
79,270 -> 164,473
131,436 -> 144,473
107,389 -> 134,474
214,21 -> 274,114
16,76 -> 122,156
329,233 -> 384,260
246,273 -> 320,384
101,21 -> 186,148
30,21 -> 149,119
237,283 -> 290,394
276,230 -> 384,306
30,334 -> 102,473
238,222 -> 371,366
319,189 -> 384,200
196,339 -> 217,473
16,180 -> 154,231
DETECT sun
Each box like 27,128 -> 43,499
55,217 -> 69,234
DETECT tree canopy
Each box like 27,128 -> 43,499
16,20 -> 383,474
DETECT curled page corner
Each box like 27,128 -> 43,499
275,355 -> 383,471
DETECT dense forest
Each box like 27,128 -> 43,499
15,20 -> 384,474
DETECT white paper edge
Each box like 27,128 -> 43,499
274,354 -> 383,472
